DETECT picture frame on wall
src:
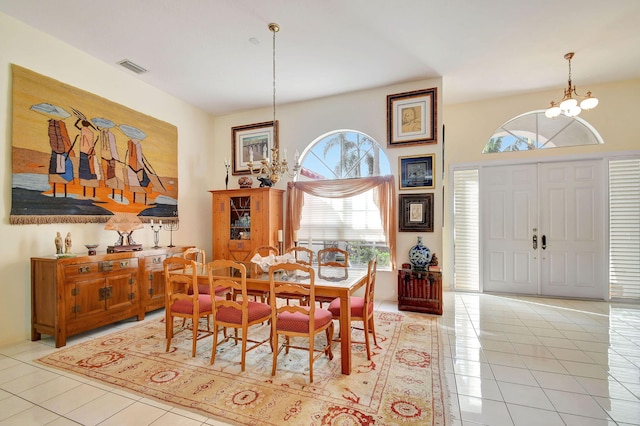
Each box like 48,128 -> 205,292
399,154 -> 435,190
399,193 -> 434,232
387,87 -> 437,147
232,120 -> 278,175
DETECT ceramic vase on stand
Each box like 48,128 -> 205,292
408,236 -> 432,271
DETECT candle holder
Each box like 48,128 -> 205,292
150,223 -> 162,248
165,220 -> 179,248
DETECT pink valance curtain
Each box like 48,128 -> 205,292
286,175 -> 396,269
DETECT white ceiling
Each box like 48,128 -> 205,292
2,0 -> 639,116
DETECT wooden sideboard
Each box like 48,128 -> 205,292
397,268 -> 443,315
31,246 -> 188,347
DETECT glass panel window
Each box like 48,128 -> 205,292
483,110 -> 603,153
296,130 -> 392,269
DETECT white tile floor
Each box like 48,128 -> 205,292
1,292 -> 639,425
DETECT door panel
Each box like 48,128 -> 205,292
539,161 -> 604,298
482,165 -> 538,294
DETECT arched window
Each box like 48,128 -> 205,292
483,110 -> 603,153
292,130 -> 393,268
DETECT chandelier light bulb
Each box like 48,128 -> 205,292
545,105 -> 561,118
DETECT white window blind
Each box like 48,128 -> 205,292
609,158 -> 640,300
453,169 -> 480,291
298,189 -> 386,242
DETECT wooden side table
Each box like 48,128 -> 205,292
397,268 -> 443,315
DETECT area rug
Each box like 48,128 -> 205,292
36,311 -> 448,425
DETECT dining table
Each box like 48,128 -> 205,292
176,261 -> 368,375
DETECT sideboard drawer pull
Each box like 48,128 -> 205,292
78,266 -> 90,273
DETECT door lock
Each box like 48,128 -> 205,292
532,234 -> 538,250
542,235 -> 547,250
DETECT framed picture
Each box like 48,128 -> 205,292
232,120 -> 278,175
399,193 -> 434,232
387,87 -> 437,147
399,154 -> 435,190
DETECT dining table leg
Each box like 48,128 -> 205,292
339,291 -> 352,374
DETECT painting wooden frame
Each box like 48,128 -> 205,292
387,87 -> 437,147
399,154 -> 435,190
232,121 -> 278,175
399,193 -> 434,232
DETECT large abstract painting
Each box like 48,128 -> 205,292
10,65 -> 179,224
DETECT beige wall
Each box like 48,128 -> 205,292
441,78 -> 640,288
0,13 -> 214,345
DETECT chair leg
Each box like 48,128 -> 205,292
363,317 -> 371,360
369,316 -> 378,347
327,322 -> 334,360
165,316 -> 173,352
211,324 -> 219,365
271,332 -> 279,377
191,315 -> 198,357
309,334 -> 315,383
241,326 -> 248,372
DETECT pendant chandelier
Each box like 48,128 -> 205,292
248,22 -> 300,184
545,52 -> 599,119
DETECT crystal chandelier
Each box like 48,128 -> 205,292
545,52 -> 599,119
247,23 -> 300,184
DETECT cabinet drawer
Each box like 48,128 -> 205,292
144,254 -> 168,270
64,258 -> 139,278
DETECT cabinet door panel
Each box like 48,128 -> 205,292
106,272 -> 136,311
71,277 -> 106,318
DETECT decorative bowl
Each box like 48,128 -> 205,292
238,176 -> 253,188
85,244 -> 99,255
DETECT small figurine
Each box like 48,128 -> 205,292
64,232 -> 72,254
55,232 -> 63,254
257,176 -> 273,187
430,253 -> 439,266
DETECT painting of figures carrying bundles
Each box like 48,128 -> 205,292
10,65 -> 179,224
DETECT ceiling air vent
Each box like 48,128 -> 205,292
117,59 -> 147,74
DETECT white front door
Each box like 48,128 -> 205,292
483,164 -> 538,294
538,160 -> 605,299
481,160 -> 605,299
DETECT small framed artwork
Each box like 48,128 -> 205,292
399,154 -> 435,190
387,87 -> 437,147
232,120 -> 278,175
399,193 -> 434,232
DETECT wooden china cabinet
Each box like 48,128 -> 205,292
210,187 -> 284,261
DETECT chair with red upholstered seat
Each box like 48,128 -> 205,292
208,259 -> 272,372
328,259 -> 377,360
316,247 -> 349,307
164,257 -> 214,357
269,263 -> 334,383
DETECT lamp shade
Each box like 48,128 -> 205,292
545,106 -> 561,119
560,98 -> 578,110
580,97 -> 599,110
566,105 -> 582,117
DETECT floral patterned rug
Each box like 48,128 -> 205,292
36,311 -> 448,425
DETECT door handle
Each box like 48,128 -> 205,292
532,234 -> 538,250
542,235 -> 546,250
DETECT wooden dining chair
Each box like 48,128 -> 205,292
286,246 -> 314,266
208,259 -> 272,372
241,245 -> 280,303
269,263 -> 334,383
327,259 -> 378,360
183,247 -> 210,295
316,247 -> 349,307
282,246 -> 315,305
164,257 -> 213,357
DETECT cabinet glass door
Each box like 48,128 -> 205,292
230,196 -> 251,241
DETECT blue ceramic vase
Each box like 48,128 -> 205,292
408,236 -> 431,271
